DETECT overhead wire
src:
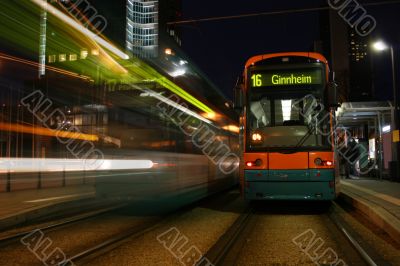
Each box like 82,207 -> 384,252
167,0 -> 400,25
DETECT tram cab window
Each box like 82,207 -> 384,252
250,96 -> 321,129
273,99 -> 302,126
250,100 -> 271,128
248,94 -> 330,149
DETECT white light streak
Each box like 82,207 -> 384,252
170,69 -> 186,77
31,0 -> 130,60
0,158 -> 153,173
143,88 -> 213,125
25,193 -> 94,203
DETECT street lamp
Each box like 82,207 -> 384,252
373,41 -> 388,52
372,40 -> 399,180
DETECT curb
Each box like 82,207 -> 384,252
338,191 -> 400,244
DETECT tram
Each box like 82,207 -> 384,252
235,52 -> 340,200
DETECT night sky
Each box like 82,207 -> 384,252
180,0 -> 400,100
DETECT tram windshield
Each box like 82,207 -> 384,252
247,92 -> 331,151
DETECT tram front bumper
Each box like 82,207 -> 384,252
244,169 -> 336,201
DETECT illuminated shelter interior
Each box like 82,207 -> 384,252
0,0 -> 238,159
336,101 -> 394,179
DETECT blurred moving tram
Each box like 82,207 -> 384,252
0,0 -> 239,209
0,55 -> 239,207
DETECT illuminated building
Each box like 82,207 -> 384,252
93,0 -> 181,59
126,0 -> 159,58
348,28 -> 373,101
125,0 -> 182,58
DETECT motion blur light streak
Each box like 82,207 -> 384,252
0,122 -> 99,142
138,87 -> 213,125
203,112 -> 217,120
0,158 -> 154,172
0,53 -> 92,81
117,61 -> 215,114
1,1 -> 215,115
96,159 -> 154,171
30,0 -> 130,60
170,69 -> 186,77
24,193 -> 94,203
152,76 -> 214,114
222,125 -> 240,133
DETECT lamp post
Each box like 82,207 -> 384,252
372,40 -> 399,180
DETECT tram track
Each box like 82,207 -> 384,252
0,204 -> 159,266
0,190 -> 392,265
328,202 -> 391,266
72,190 -> 245,265
203,201 -> 388,266
67,217 -> 163,265
200,206 -> 257,265
0,189 -> 244,266
0,204 -> 127,246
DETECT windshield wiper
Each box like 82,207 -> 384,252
294,125 -> 315,148
293,104 -> 322,149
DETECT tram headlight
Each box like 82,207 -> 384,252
251,132 -> 263,143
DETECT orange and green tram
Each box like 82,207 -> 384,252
236,52 -> 340,201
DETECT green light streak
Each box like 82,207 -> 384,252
0,0 -> 215,114
122,61 -> 214,113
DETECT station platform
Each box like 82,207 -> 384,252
339,177 -> 400,243
0,185 -> 95,230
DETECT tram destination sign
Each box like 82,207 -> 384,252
250,69 -> 323,87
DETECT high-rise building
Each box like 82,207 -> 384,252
125,0 -> 182,58
317,10 -> 350,102
348,29 -> 373,101
318,10 -> 373,102
349,30 -> 369,63
92,0 -> 181,59
126,0 -> 159,58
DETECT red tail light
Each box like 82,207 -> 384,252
246,159 -> 263,168
314,158 -> 333,167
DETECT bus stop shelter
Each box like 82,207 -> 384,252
336,102 -> 394,180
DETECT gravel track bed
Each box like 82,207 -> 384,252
236,209 -> 365,265
89,191 -> 244,266
0,213 -> 153,266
